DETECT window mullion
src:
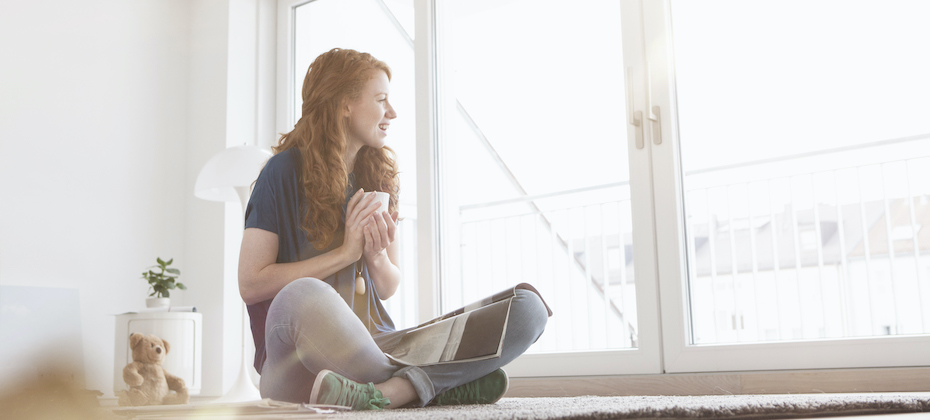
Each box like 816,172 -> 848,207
414,0 -> 441,323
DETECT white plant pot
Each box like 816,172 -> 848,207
146,297 -> 170,308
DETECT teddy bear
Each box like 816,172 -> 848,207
117,333 -> 189,406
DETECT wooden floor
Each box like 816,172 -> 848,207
506,366 -> 930,397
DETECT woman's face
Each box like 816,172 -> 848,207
345,70 -> 396,150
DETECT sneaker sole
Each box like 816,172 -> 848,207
490,369 -> 509,404
309,369 -> 334,404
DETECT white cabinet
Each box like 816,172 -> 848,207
113,312 -> 202,396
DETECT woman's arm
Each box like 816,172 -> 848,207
364,210 -> 402,299
238,228 -> 358,305
238,189 -> 380,305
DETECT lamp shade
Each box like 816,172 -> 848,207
194,145 -> 272,203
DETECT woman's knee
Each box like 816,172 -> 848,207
269,278 -> 343,322
276,278 -> 338,305
512,289 -> 549,340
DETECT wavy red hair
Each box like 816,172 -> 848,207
274,48 -> 400,250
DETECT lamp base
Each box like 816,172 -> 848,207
212,300 -> 262,403
212,363 -> 261,403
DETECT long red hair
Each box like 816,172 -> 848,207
274,48 -> 399,250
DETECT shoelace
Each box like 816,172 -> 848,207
335,380 -> 389,410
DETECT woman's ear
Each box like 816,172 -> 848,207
343,98 -> 355,119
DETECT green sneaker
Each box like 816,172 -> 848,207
429,369 -> 509,406
309,369 -> 390,410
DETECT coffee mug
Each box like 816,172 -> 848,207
364,191 -> 390,212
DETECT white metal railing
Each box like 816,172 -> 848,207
684,139 -> 930,344
453,189 -> 639,353
389,135 -> 929,351
447,135 -> 930,351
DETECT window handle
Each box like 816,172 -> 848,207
650,105 -> 662,145
625,67 -> 644,149
645,61 -> 662,146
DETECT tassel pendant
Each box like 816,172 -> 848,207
355,262 -> 366,295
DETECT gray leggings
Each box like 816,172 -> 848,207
259,278 -> 549,407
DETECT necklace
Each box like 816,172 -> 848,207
355,260 -> 366,295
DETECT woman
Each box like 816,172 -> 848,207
238,48 -> 548,410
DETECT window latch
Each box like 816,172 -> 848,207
650,105 -> 662,145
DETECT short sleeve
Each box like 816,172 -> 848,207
244,150 -> 297,235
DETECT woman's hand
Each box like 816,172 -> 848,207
363,209 -> 402,299
342,189 -> 381,262
363,210 -> 399,261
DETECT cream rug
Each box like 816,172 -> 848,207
338,394 -> 930,420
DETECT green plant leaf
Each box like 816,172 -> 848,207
142,258 -> 185,298
177,283 -> 187,290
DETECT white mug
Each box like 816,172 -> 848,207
364,191 -> 390,212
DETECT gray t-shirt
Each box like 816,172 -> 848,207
243,147 -> 395,373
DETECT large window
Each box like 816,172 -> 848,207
672,0 -> 930,345
649,0 -> 930,372
280,0 -> 930,377
431,0 -> 664,376
437,0 -> 638,352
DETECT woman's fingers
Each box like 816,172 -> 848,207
384,211 -> 397,243
346,188 -> 363,216
348,191 -> 379,227
344,189 -> 382,260
363,224 -> 376,251
362,211 -> 396,255
374,213 -> 390,246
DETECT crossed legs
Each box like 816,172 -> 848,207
259,278 -> 547,407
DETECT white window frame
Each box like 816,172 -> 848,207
427,0 -> 664,377
642,0 -> 930,373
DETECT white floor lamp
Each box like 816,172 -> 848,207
195,145 -> 272,402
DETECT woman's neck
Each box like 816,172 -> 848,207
344,139 -> 362,173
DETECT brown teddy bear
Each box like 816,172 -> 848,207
117,333 -> 189,406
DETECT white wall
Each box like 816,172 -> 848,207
0,0 -> 240,397
185,0 -> 237,398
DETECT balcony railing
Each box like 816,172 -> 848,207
685,151 -> 930,344
456,135 -> 930,351
386,134 -> 929,352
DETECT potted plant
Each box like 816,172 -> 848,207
142,257 -> 187,308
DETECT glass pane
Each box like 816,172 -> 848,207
439,0 -> 638,352
294,0 -> 418,327
671,0 -> 930,344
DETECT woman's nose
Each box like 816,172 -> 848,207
386,102 -> 397,119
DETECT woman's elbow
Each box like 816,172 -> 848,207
376,280 -> 399,300
239,228 -> 279,305
238,274 -> 263,305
